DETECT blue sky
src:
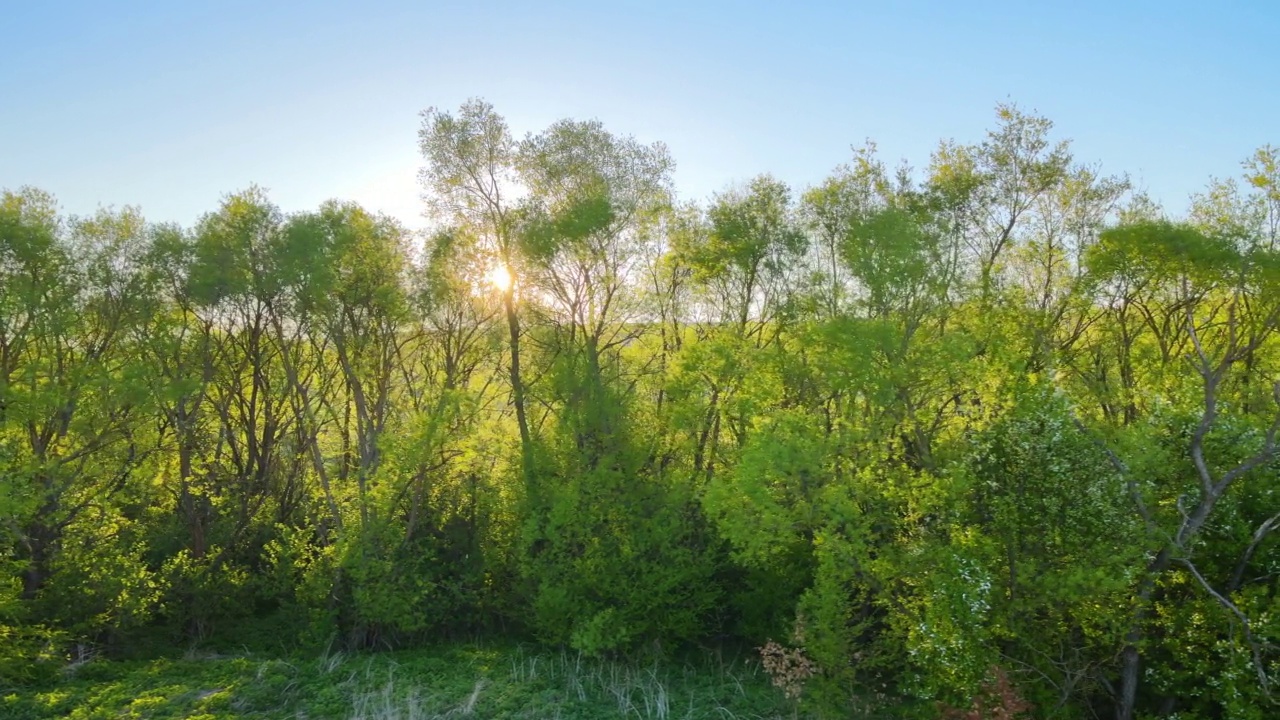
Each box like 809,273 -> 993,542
2,0 -> 1276,230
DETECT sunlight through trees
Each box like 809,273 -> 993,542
3,103 -> 1280,720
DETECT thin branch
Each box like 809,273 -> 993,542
1231,510 -> 1280,592
1179,557 -> 1275,703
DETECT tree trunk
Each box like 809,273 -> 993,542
504,290 -> 534,486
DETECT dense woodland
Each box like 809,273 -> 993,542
3,100 -> 1280,719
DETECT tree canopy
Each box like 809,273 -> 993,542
3,103 -> 1279,720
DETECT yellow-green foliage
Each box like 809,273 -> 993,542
4,111 -> 1280,720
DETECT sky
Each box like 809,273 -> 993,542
2,0 -> 1277,231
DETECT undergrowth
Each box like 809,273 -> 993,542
1,642 -> 799,719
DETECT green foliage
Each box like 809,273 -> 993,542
520,364 -> 719,654
0,554 -> 67,686
5,101 -> 1280,720
0,624 -> 68,687
930,385 -> 1143,708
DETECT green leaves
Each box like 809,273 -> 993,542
701,175 -> 806,282
418,98 -> 516,225
188,186 -> 285,306
517,192 -> 617,263
283,200 -> 409,321
6,101 -> 1280,720
1090,220 -> 1238,286
842,205 -> 950,318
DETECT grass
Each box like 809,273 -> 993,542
1,642 -> 801,719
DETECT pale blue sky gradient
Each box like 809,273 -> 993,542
2,0 -> 1277,230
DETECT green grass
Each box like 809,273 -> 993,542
2,643 -> 800,719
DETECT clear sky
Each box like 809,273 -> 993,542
2,0 -> 1277,231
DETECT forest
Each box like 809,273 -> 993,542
3,99 -> 1280,720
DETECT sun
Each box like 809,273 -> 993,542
485,264 -> 513,292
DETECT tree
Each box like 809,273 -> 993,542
419,100 -> 535,487
1086,219 -> 1280,720
1,193 -> 157,631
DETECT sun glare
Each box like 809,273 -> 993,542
486,264 -> 513,292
